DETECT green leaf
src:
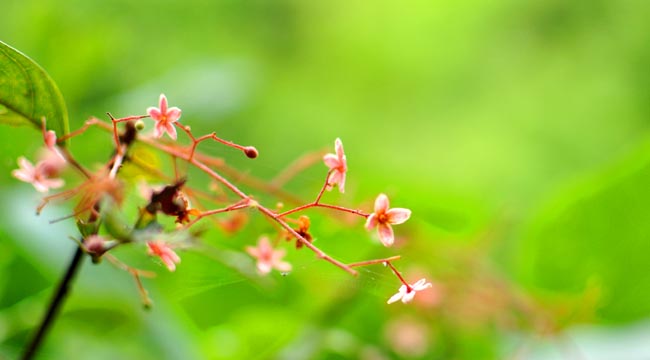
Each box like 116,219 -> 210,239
0,40 -> 69,140
515,142 -> 650,324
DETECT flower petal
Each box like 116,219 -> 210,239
412,279 -> 433,291
42,178 -> 64,190
387,285 -> 407,304
159,94 -> 168,113
335,138 -> 345,160
147,107 -> 162,120
32,181 -> 50,193
271,248 -> 287,262
365,213 -> 378,230
153,122 -> 165,138
386,208 -> 411,225
257,261 -> 272,274
18,157 -> 35,173
246,246 -> 260,258
378,223 -> 395,247
274,260 -> 292,273
401,290 -> 417,303
327,170 -> 342,188
167,249 -> 181,264
258,237 -> 272,253
162,256 -> 177,272
166,107 -> 182,122
338,172 -> 346,193
323,153 -> 340,169
12,169 -> 33,183
387,292 -> 403,304
374,194 -> 389,213
165,122 -> 178,140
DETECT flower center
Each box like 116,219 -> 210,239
378,213 -> 388,223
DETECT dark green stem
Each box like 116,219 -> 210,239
21,246 -> 85,360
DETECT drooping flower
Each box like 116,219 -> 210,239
147,94 -> 182,140
12,156 -> 65,193
365,194 -> 411,247
323,138 -> 347,193
246,236 -> 292,275
387,278 -> 432,304
285,215 -> 313,250
146,240 -> 181,272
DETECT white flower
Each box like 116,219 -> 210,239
387,278 -> 432,304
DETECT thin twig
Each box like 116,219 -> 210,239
21,247 -> 85,360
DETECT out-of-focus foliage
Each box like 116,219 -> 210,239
2,0 -> 650,359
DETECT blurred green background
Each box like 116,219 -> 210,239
3,0 -> 650,359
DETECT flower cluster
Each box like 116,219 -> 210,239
12,94 -> 431,306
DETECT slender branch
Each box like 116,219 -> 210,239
139,135 -> 361,275
21,246 -> 85,360
385,261 -> 411,290
347,255 -> 401,268
277,203 -> 369,218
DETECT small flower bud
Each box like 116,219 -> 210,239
135,120 -> 146,131
244,146 -> 259,159
85,235 -> 109,263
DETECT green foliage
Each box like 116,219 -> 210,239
517,142 -> 650,324
0,40 -> 68,139
2,1 -> 650,359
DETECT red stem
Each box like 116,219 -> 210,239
385,261 -> 411,291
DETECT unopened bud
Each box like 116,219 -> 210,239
85,235 -> 108,263
244,146 -> 258,159
135,120 -> 146,131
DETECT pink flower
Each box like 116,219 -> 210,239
387,278 -> 432,304
147,240 -> 181,272
12,157 -> 65,193
246,236 -> 292,275
365,194 -> 411,247
147,94 -> 182,140
323,138 -> 347,193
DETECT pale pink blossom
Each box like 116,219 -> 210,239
365,194 -> 411,247
246,236 -> 292,275
37,149 -> 67,177
387,278 -> 432,304
12,157 -> 64,193
147,94 -> 182,140
147,240 -> 181,272
323,138 -> 347,193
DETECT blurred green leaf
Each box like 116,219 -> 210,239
517,142 -> 650,324
0,40 -> 68,139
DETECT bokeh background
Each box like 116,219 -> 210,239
2,1 -> 650,359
